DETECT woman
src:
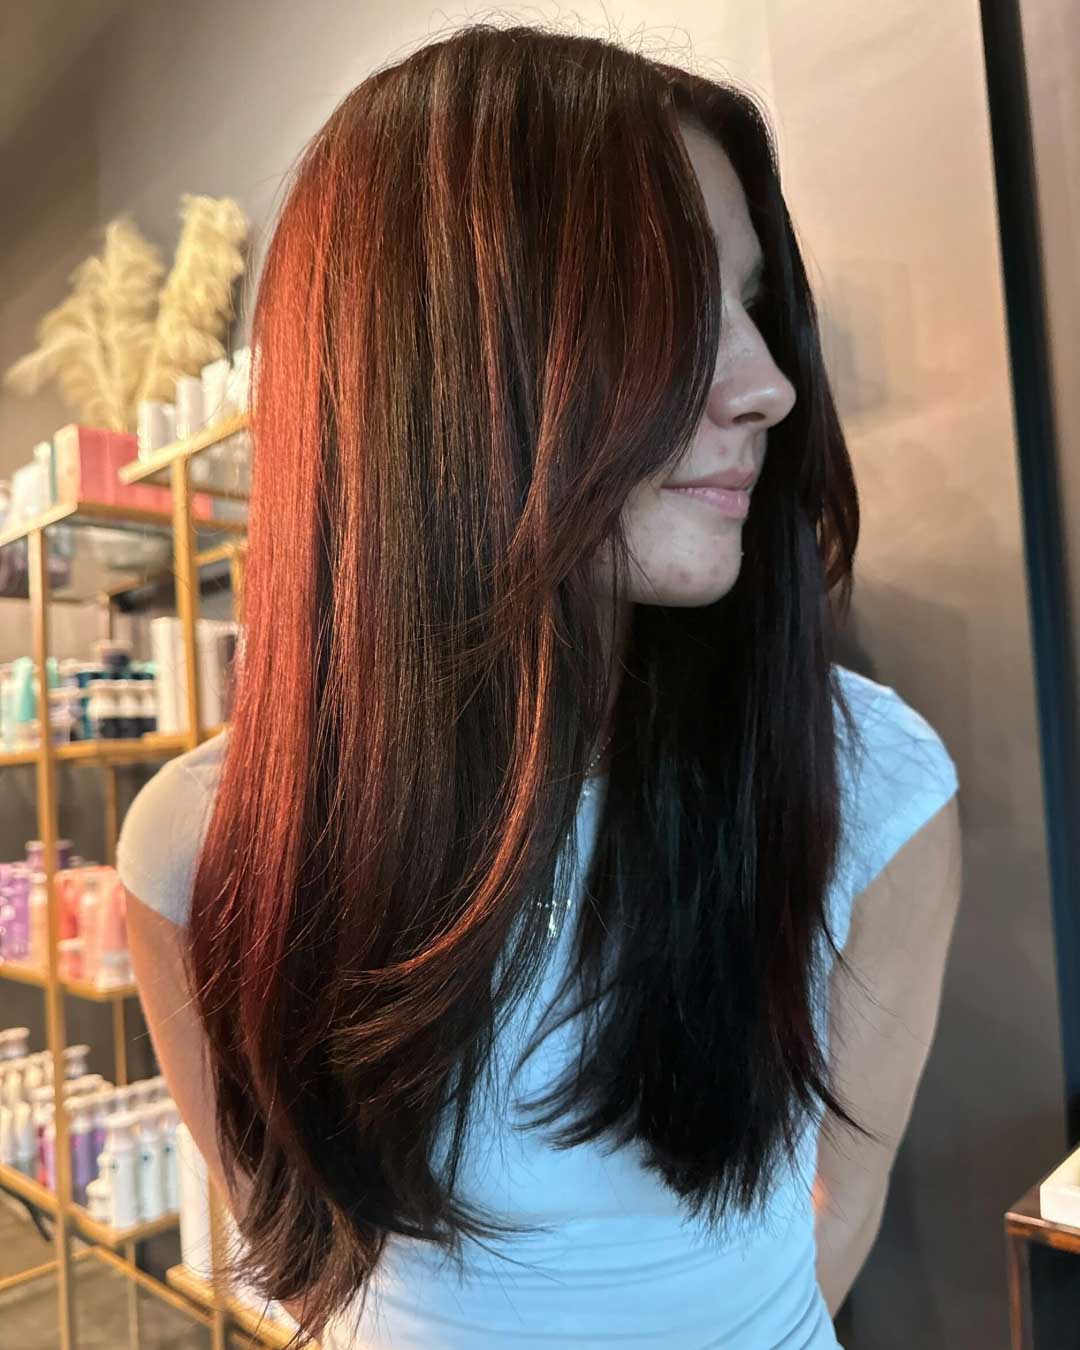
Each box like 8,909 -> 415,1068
118,23 -> 962,1349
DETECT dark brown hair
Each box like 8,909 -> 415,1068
189,21 -> 868,1341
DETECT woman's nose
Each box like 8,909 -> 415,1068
706,345 -> 797,431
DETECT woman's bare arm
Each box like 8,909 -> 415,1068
813,793 -> 963,1314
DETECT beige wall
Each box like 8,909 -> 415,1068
757,3 -> 1061,1345
0,4 -> 1067,1346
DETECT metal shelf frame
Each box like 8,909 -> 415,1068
0,414 -> 291,1349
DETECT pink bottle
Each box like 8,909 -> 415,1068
55,870 -> 83,942
100,875 -> 127,957
78,871 -> 103,984
28,873 -> 48,971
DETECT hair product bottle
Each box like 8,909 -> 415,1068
103,1111 -> 139,1229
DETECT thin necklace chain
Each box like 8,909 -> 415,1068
546,730 -> 614,939
584,728 -> 614,779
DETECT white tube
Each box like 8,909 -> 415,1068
135,1108 -> 165,1221
103,1110 -> 139,1229
176,1122 -> 212,1279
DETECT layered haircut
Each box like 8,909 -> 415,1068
189,21 -> 869,1340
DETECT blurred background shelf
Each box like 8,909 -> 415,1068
0,734 -> 189,771
0,498 -> 246,606
165,1265 -> 308,1350
119,414 -> 250,501
0,961 -> 138,1001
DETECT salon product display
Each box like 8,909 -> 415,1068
0,426 -> 216,524
0,1048 -> 179,1225
0,640 -> 160,751
150,616 -> 237,733
0,469 -> 73,599
136,347 -> 252,519
0,842 -> 133,989
0,422 -> 217,599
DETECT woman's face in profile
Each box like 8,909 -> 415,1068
592,121 -> 797,610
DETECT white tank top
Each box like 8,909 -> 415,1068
117,663 -> 959,1348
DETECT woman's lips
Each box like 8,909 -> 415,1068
661,485 -> 751,519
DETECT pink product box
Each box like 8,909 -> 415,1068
53,424 -> 214,520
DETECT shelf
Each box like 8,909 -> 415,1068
0,960 -> 46,987
0,745 -> 38,767
0,732 -> 189,772
0,1160 -> 58,1215
0,1162 -> 178,1248
0,498 -> 245,604
0,962 -> 139,1002
57,733 -> 189,765
70,1202 -> 179,1249
119,414 -> 250,500
61,976 -> 139,1002
167,1264 -> 308,1350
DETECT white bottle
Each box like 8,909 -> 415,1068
151,1101 -> 180,1211
87,1087 -> 116,1170
139,680 -> 158,734
42,1112 -> 56,1191
2,1061 -> 25,1108
13,1101 -> 35,1177
30,1084 -> 55,1114
0,1027 -> 30,1061
22,1056 -> 45,1097
134,1108 -> 165,1221
103,1111 -> 139,1229
64,1044 -> 91,1079
143,1074 -> 168,1103
86,1176 -> 111,1222
86,683 -> 109,741
66,1073 -> 106,1098
176,1121 -> 212,1279
110,1084 -> 138,1115
0,1104 -> 14,1164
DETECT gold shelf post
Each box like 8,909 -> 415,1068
29,526 -> 77,1350
170,457 -> 202,748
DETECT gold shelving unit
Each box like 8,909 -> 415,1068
0,414 -> 299,1349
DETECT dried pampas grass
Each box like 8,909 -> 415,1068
137,194 -> 249,404
3,194 -> 248,431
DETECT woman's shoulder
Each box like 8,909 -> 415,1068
830,663 -> 960,927
115,729 -> 228,928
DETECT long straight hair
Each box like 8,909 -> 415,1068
189,22 -> 869,1339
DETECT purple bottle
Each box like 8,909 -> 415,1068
88,1089 -> 114,1174
3,866 -> 30,961
69,1100 -> 94,1206
42,1113 -> 56,1192
0,864 -> 9,959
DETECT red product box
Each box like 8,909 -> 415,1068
104,431 -> 214,520
53,424 -> 112,502
53,424 -> 214,520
